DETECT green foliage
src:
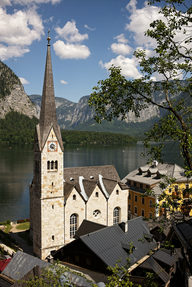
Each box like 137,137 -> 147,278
17,261 -> 95,287
0,111 -> 38,144
88,0 -> 192,172
0,61 -> 20,99
61,130 -> 137,144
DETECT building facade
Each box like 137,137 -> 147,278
30,36 -> 128,259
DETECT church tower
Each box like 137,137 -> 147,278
30,33 -> 64,260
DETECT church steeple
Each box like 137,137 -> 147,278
39,32 -> 63,151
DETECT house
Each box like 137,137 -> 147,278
29,34 -> 129,259
166,219 -> 192,286
53,217 -> 157,277
122,161 -> 192,219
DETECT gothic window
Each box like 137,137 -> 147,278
93,210 -> 101,218
51,161 -> 54,169
70,214 -> 78,238
113,207 -> 120,225
47,161 -> 50,170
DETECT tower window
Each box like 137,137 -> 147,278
51,161 -> 54,169
52,235 -> 54,241
55,160 -> 58,170
52,205 -> 54,209
47,161 -> 50,170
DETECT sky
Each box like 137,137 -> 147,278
0,0 -> 190,103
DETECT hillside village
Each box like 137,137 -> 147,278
0,34 -> 192,287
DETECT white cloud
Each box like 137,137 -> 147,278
126,0 -> 137,13
60,79 -> 68,84
114,34 -> 128,44
53,40 -> 90,60
0,44 -> 29,60
84,24 -> 95,31
125,2 -> 162,48
99,55 -> 141,79
20,77 -> 29,84
111,43 -> 133,55
0,7 -> 44,46
44,16 -> 54,24
2,0 -> 61,5
55,20 -> 88,43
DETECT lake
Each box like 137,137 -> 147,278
0,142 -> 183,222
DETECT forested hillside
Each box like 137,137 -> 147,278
61,130 -> 137,144
0,111 -> 38,144
0,111 -> 137,145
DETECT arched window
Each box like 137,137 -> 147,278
95,192 -> 99,197
73,194 -> 76,200
55,160 -> 58,170
47,161 -> 50,170
113,207 -> 120,225
51,161 -> 54,169
70,214 -> 78,238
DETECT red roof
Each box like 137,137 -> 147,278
0,259 -> 11,272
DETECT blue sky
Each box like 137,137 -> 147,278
0,0 -> 190,103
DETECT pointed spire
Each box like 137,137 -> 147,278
39,32 -> 64,151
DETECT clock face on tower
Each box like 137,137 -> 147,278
47,141 -> 58,152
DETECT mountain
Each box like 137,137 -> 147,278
0,61 -> 36,119
0,59 -> 184,137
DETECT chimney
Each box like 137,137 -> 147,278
119,220 -> 128,233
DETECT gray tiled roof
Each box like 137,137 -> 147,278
140,256 -> 170,283
2,251 -> 50,280
64,165 -> 120,183
80,217 -> 156,268
152,249 -> 177,266
102,178 -> 117,195
75,220 -> 106,238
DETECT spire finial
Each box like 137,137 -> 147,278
47,29 -> 51,46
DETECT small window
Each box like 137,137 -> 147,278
93,210 -> 101,219
95,192 -> 99,197
135,195 -> 137,202
47,161 -> 50,170
52,235 -> 54,241
116,190 -> 119,195
134,206 -> 137,215
52,182 -> 54,186
51,161 -> 54,169
73,194 -> 76,200
142,197 -> 145,205
52,205 -> 54,209
55,160 -> 58,170
149,200 -> 153,208
140,183 -> 143,188
128,204 -> 131,211
142,209 -> 145,217
129,193 -> 131,200
168,187 -> 172,193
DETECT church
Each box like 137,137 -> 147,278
29,34 -> 129,260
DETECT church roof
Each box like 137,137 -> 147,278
38,37 -> 63,151
64,165 -> 120,183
